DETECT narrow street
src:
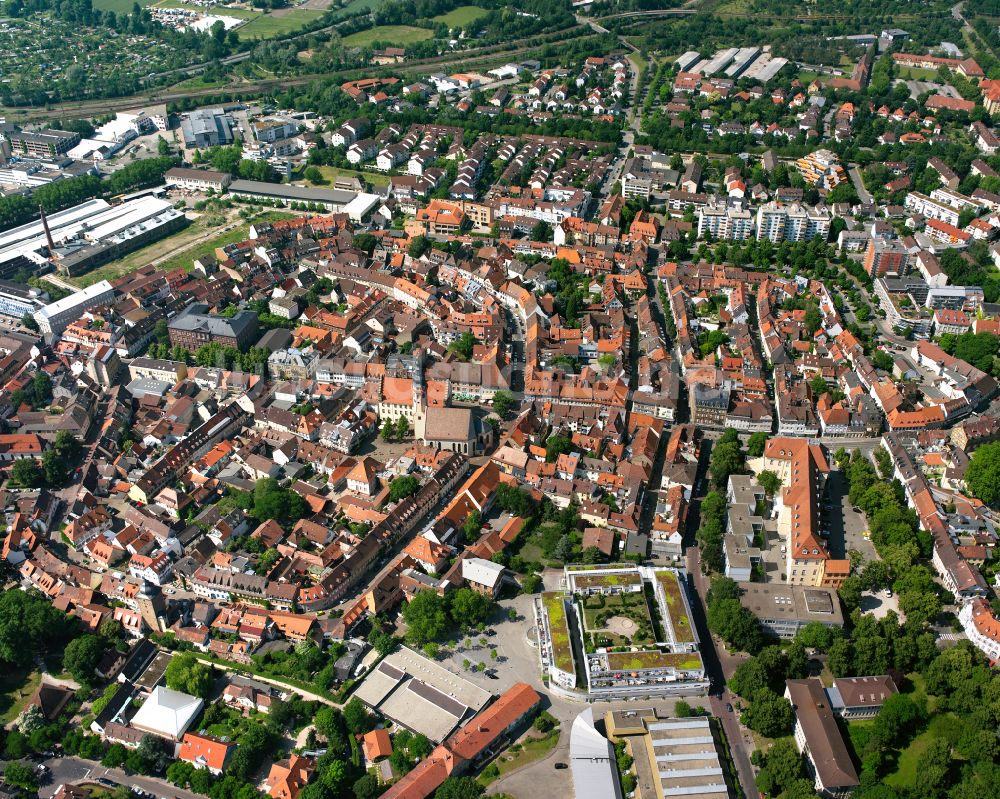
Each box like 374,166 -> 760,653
39,756 -> 206,799
685,547 -> 757,799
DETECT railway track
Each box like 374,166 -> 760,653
2,25 -> 595,123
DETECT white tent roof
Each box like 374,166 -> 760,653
131,685 -> 203,740
570,708 -> 623,799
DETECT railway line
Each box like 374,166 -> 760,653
1,25 -> 595,123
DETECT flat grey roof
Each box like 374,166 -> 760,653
228,179 -> 357,205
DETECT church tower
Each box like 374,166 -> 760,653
412,346 -> 427,440
136,580 -> 166,634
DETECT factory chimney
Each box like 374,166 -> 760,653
38,205 -> 55,252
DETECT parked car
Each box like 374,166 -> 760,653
554,763 -> 568,770
725,703 -> 734,713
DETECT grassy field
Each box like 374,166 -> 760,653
93,0 -> 151,10
432,5 -> 488,26
795,70 -> 824,84
885,713 -> 964,789
897,65 -> 943,81
0,669 -> 41,725
331,0 -> 380,19
72,218 -> 221,288
238,8 -> 325,39
305,165 -> 391,188
342,25 -> 434,47
72,211 -> 292,288
479,729 -> 560,786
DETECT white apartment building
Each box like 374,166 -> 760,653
697,202 -> 754,240
904,191 -> 960,226
755,202 -> 831,242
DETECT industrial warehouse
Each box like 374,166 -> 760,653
0,196 -> 187,278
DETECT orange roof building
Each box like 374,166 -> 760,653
380,683 -> 540,799
178,733 -> 234,775
266,755 -> 316,799
763,437 -> 849,589
361,729 -> 393,761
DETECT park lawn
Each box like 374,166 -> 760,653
432,5 -> 488,26
0,668 -> 42,725
896,65 -> 941,81
154,0 -> 260,17
306,165 -> 390,188
237,9 -> 325,39
342,25 -> 434,48
93,0 -> 151,11
845,718 -> 873,762
885,726 -> 935,789
479,729 -> 560,786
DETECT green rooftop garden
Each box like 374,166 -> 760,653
606,650 -> 703,672
543,592 -> 575,675
656,570 -> 695,644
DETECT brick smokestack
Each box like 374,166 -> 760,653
38,205 -> 55,252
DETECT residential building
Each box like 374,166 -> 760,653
785,679 -> 860,798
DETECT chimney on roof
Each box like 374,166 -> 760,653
39,205 -> 55,252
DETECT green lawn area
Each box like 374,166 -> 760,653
432,5 -> 488,26
0,668 -> 41,725
93,0 -> 151,10
882,712 -> 963,789
479,729 -> 560,786
897,65 -> 942,81
846,718 -> 872,763
341,25 -> 434,47
168,74 -> 234,92
332,0 -> 380,18
303,165 -> 390,189
237,9 -> 325,39
885,725 -> 936,789
151,212 -> 294,274
796,70 -> 823,84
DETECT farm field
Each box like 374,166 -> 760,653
341,25 -> 434,47
237,8 -> 326,39
93,0 -> 152,10
432,5 -> 488,27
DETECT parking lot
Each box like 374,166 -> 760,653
434,592 -> 543,696
861,590 -> 902,620
823,471 -> 878,563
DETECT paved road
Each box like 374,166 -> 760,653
848,164 -> 873,205
40,756 -> 203,799
686,547 -> 757,798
